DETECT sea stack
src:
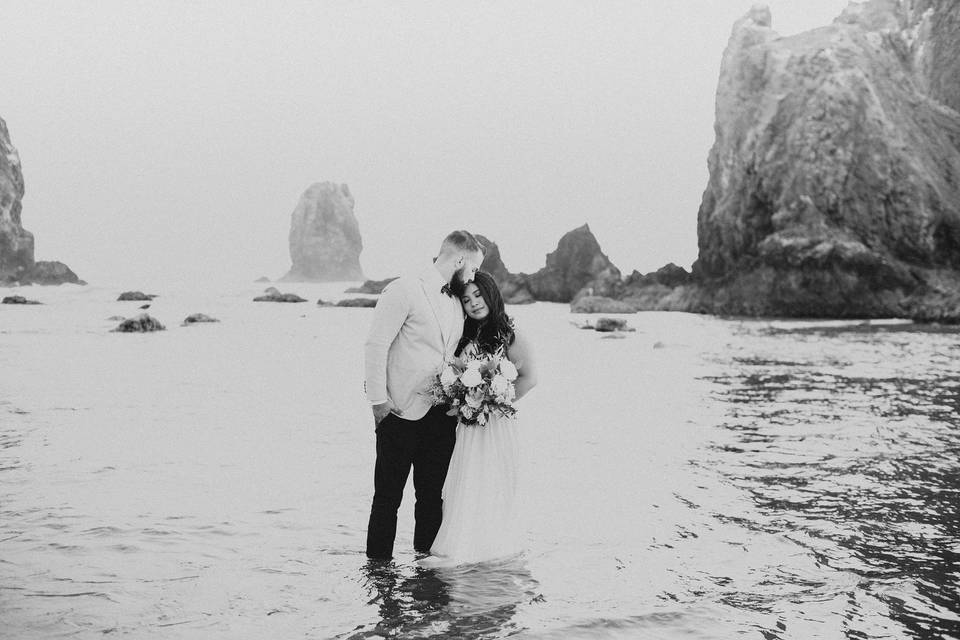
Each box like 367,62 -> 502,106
0,117 -> 83,286
693,0 -> 960,318
0,117 -> 32,281
524,224 -> 621,303
476,234 -> 535,304
281,182 -> 364,282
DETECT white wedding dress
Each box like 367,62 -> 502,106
425,342 -> 524,565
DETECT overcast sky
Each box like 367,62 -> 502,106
1,0 -> 854,285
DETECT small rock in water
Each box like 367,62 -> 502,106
316,298 -> 334,307
335,297 -> 378,308
652,341 -> 666,349
2,295 -> 41,305
112,313 -> 165,333
107,315 -> 126,321
117,291 -> 157,302
182,313 -> 220,325
254,276 -> 271,283
139,304 -> 151,309
253,287 -> 307,303
595,317 -> 634,332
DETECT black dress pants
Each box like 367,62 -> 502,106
365,405 -> 457,559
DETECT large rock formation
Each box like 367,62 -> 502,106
281,182 -> 364,282
0,118 -> 32,280
523,224 -> 621,302
0,117 -> 83,286
692,0 -> 960,318
473,227 -> 620,304
476,234 -> 535,304
476,234 -> 510,282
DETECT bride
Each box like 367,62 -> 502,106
423,271 -> 538,565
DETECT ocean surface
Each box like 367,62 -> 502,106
1,281 -> 958,639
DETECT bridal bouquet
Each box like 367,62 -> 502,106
425,348 -> 519,427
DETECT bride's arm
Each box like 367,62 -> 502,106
507,328 -> 538,401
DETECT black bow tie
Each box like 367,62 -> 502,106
440,284 -> 453,297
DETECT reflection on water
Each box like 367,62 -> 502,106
701,323 -> 960,639
346,556 -> 538,639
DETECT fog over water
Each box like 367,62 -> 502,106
0,1 -> 851,285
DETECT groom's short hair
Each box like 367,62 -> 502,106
440,230 -> 484,256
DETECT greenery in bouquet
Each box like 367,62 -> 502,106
425,348 -> 519,427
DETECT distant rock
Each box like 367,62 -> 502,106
345,277 -> 397,294
2,295 -> 40,304
107,315 -> 126,321
524,225 -> 621,302
0,117 -> 83,286
254,286 -> 307,303
690,0 -> 960,318
139,304 -> 150,310
500,275 -> 536,305
112,313 -> 165,333
118,291 -> 157,302
281,182 -> 364,282
474,235 -> 535,304
254,276 -> 271,283
336,297 -> 378,308
182,313 -> 219,325
570,296 -> 638,314
624,263 -> 691,290
476,235 -> 511,283
316,298 -> 334,307
24,261 -> 85,286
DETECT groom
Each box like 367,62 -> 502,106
363,229 -> 485,559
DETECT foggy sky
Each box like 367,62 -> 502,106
1,1 -> 853,286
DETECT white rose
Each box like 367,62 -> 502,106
439,365 -> 458,388
499,359 -> 518,382
465,358 -> 483,371
490,374 -> 509,397
460,367 -> 483,388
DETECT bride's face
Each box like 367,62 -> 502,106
460,283 -> 489,321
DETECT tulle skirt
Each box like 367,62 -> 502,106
426,414 -> 523,565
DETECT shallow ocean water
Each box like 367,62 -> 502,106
1,281 -> 958,639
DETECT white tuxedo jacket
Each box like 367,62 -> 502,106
364,265 -> 464,421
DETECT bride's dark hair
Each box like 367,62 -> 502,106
455,271 -> 515,356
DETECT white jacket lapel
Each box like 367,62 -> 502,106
419,278 -> 446,347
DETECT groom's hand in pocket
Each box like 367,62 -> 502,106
372,402 -> 401,427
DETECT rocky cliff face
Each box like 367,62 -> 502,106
0,117 -> 83,285
524,224 -> 621,303
282,182 -> 364,282
0,118 -> 35,281
476,234 -> 510,283
693,0 -> 960,317
475,234 -> 535,304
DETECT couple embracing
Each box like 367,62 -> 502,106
363,230 -> 538,565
